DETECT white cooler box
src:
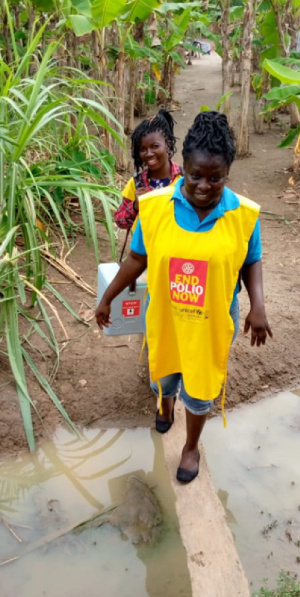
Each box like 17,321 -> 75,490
97,263 -> 147,336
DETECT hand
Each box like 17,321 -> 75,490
134,186 -> 148,213
95,299 -> 112,330
135,185 -> 148,198
244,307 -> 273,347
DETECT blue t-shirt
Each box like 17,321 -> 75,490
130,178 -> 262,305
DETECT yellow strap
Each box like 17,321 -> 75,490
139,287 -> 149,363
221,370 -> 227,428
139,334 -> 146,362
157,380 -> 163,414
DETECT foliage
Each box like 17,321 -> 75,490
263,58 -> 300,86
0,20 -> 122,450
137,71 -> 167,105
67,0 -> 162,38
216,91 -> 233,111
252,570 -> 300,596
200,91 -> 233,113
255,8 -> 282,64
252,73 -> 263,99
263,58 -> 300,146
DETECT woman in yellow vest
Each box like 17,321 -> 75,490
96,112 -> 272,484
114,109 -> 182,231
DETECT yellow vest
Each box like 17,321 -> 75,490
139,186 -> 260,403
122,173 -> 182,231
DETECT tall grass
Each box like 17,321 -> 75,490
0,20 -> 123,450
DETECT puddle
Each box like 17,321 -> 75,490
0,427 -> 192,597
203,390 -> 300,591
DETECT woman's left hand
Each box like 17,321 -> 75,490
244,307 -> 273,347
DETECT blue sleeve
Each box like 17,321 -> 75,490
130,219 -> 147,255
244,219 -> 262,265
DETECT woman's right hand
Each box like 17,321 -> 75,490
134,186 -> 148,213
95,299 -> 112,329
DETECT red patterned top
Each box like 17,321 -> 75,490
114,161 -> 182,230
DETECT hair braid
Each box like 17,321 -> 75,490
182,111 -> 236,167
131,109 -> 177,172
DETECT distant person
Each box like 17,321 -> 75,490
97,111 -> 272,484
114,110 -> 182,231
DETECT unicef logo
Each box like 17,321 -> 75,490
182,262 -> 194,274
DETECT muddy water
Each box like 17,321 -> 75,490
0,428 -> 192,597
203,390 -> 300,591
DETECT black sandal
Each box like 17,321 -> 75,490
176,452 -> 200,484
155,397 -> 176,434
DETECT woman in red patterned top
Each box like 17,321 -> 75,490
114,109 -> 182,230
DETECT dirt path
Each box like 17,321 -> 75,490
1,53 -> 300,456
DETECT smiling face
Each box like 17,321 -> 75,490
138,131 -> 170,176
182,151 -> 229,210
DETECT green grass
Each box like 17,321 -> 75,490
0,16 -> 123,450
253,571 -> 300,596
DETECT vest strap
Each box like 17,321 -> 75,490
139,335 -> 146,362
157,380 -> 163,414
221,371 -> 228,428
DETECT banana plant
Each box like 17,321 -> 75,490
253,0 -> 300,127
263,57 -> 300,147
155,4 -> 196,105
65,0 -> 161,168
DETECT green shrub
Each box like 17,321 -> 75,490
253,571 -> 300,597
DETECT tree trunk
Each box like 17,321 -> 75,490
254,71 -> 270,134
237,54 -> 252,155
91,30 -> 101,79
66,29 -> 78,69
125,59 -> 137,134
236,0 -> 256,157
168,58 -> 176,105
158,55 -> 176,106
115,43 -> 126,170
40,14 -> 46,51
135,63 -> 147,116
230,61 -> 236,87
289,103 -> 300,127
117,50 -> 125,129
271,0 -> 288,54
220,0 -> 232,124
125,22 -> 146,130
158,57 -> 170,105
14,5 -> 23,47
3,12 -> 12,64
99,27 -> 114,154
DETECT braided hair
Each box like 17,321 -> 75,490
131,109 -> 177,172
182,111 -> 236,167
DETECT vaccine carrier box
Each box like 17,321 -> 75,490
97,263 -> 147,336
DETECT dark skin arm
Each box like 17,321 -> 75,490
95,251 -> 147,329
242,260 -> 273,346
133,185 -> 149,213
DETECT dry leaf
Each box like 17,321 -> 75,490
79,308 -> 94,322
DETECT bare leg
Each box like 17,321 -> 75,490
153,374 -> 180,434
179,410 -> 207,472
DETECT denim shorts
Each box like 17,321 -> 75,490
150,300 -> 240,415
